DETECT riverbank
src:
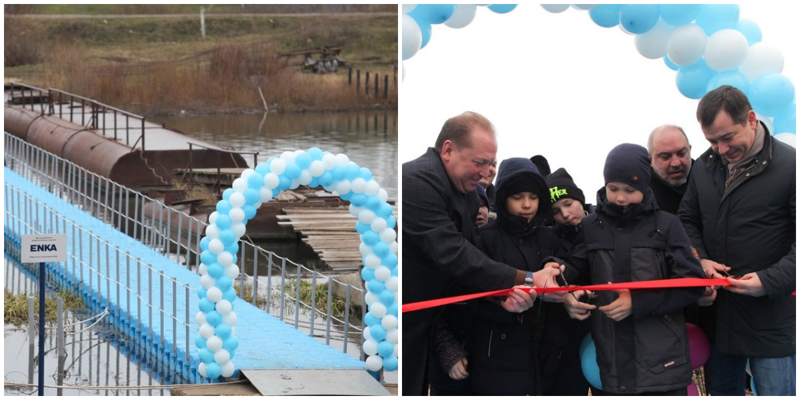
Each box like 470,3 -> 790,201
4,9 -> 397,116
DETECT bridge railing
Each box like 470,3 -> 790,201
4,132 -> 365,358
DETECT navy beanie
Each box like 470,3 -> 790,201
476,184 -> 490,207
603,143 -> 651,194
546,168 -> 585,205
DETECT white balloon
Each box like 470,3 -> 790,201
705,29 -> 749,72
365,254 -> 381,269
270,159 -> 286,175
351,178 -> 367,193
402,62 -> 406,82
228,208 -> 245,223
223,311 -> 238,326
541,4 -> 570,13
365,180 -> 380,196
381,315 -> 398,330
389,241 -> 398,255
207,287 -> 223,302
374,266 -> 391,281
349,204 -> 363,217
740,42 -> 785,82
208,211 -> 218,225
385,276 -> 399,292
402,14 -> 422,61
196,311 -> 207,325
756,113 -> 775,134
380,228 -> 397,243
298,170 -> 312,186
207,336 -> 223,352
363,326 -> 371,340
289,179 -> 300,190
774,133 -> 796,148
264,173 -> 280,189
225,265 -> 240,279
232,177 -> 248,193
335,154 -> 350,166
214,349 -> 231,364
445,4 -> 477,28
229,192 -> 245,208
259,187 -> 274,202
201,274 -> 216,289
365,355 -> 383,372
365,292 -> 379,306
358,209 -> 376,225
370,302 -> 387,318
322,153 -> 337,170
363,339 -> 379,355
198,263 -> 208,276
280,151 -> 296,165
199,323 -> 215,339
370,218 -> 387,233
216,299 -> 233,315
217,251 -> 233,267
231,326 -> 236,336
386,328 -> 398,344
335,180 -> 351,195
221,361 -> 236,378
309,160 -> 325,177
198,362 -> 207,377
231,223 -> 246,238
667,24 -> 707,66
402,4 -> 416,13
360,242 -> 373,256
634,19 -> 674,60
208,239 -> 224,255
205,224 -> 220,239
241,169 -> 255,180
378,189 -> 389,202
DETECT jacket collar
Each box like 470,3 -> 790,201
700,121 -> 774,200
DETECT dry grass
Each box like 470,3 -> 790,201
3,288 -> 85,326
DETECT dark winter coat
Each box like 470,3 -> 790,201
468,158 -> 557,395
649,162 -> 692,215
678,126 -> 796,357
560,188 -> 704,394
402,148 -> 520,395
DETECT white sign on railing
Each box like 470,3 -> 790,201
22,234 -> 67,263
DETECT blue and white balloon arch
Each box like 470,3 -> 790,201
402,4 -> 796,146
195,148 -> 398,379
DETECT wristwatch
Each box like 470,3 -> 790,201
524,270 -> 533,287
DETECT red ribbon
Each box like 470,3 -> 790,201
403,277 -> 732,313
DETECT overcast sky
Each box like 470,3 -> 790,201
400,3 -> 798,196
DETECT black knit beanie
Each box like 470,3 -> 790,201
475,184 -> 490,207
504,174 -> 542,199
603,143 -> 651,194
546,168 -> 585,205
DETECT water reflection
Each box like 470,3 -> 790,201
156,111 -> 398,200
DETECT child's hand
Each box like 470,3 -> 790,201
535,264 -> 567,303
698,286 -> 717,306
564,290 -> 596,320
599,288 -> 632,321
448,357 -> 469,380
501,287 -> 536,313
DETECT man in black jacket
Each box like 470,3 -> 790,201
678,86 -> 796,396
402,111 -> 562,395
648,124 -> 693,215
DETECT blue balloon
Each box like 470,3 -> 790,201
200,237 -> 211,251
307,147 -> 324,161
748,73 -> 796,117
367,279 -> 385,293
364,312 -> 380,327
219,229 -> 236,245
201,250 -> 216,265
284,163 -> 301,180
377,203 -> 393,219
244,188 -> 260,205
383,355 -> 398,371
659,4 -> 702,26
350,193 -> 367,207
382,253 -> 398,269
580,334 -> 603,389
373,242 -> 389,257
208,263 -> 224,278
362,230 -> 380,246
308,177 -> 320,189
370,324 -> 387,341
223,288 -> 237,302
773,102 -> 796,134
339,191 -> 353,201
224,242 -> 239,255
277,175 -> 291,191
247,173 -> 264,189
255,163 -> 270,176
345,164 -> 360,180
735,19 -> 761,45
361,267 -> 375,282
266,157 -> 277,169
215,214 -> 232,230
386,216 -> 396,229
223,336 -> 239,351
707,70 -> 749,94
418,20 -> 432,49
198,287 -> 208,299
215,323 -> 232,339
199,348 -> 215,364
319,171 -> 334,187
356,222 -> 370,234
589,4 -> 621,28
216,200 -> 232,215
332,165 -> 346,181
379,289 -> 395,305
195,335 -> 207,349
663,55 -> 680,71
206,310 -> 222,326
619,4 -> 660,34
205,362 -> 222,379
676,59 -> 717,100
487,4 -> 517,14
378,341 -> 394,358
222,188 -> 234,201
243,204 -> 257,220
216,275 -> 233,291
695,4 -> 739,35
366,196 -> 382,211
359,168 -> 372,181
391,267 -> 398,277
199,298 -> 215,313
295,152 -> 312,169
409,4 -> 455,25
387,301 -> 398,316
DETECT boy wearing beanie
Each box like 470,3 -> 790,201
555,143 -> 705,395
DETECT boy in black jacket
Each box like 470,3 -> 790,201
558,144 -> 704,395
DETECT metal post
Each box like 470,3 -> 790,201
343,284 -> 351,354
160,272 -> 165,348
176,212 -> 183,264
57,298 -> 65,397
384,74 -> 389,99
38,262 -> 46,396
310,273 -> 317,337
173,278 -> 177,358
374,73 -> 378,97
348,67 -> 352,85
326,279 -> 332,345
295,265 -> 301,328
280,258 -> 286,320
28,297 -> 35,386
185,284 -> 190,363
252,245 -> 259,306
356,69 -> 360,91
266,252 -> 273,309
366,71 -> 370,95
